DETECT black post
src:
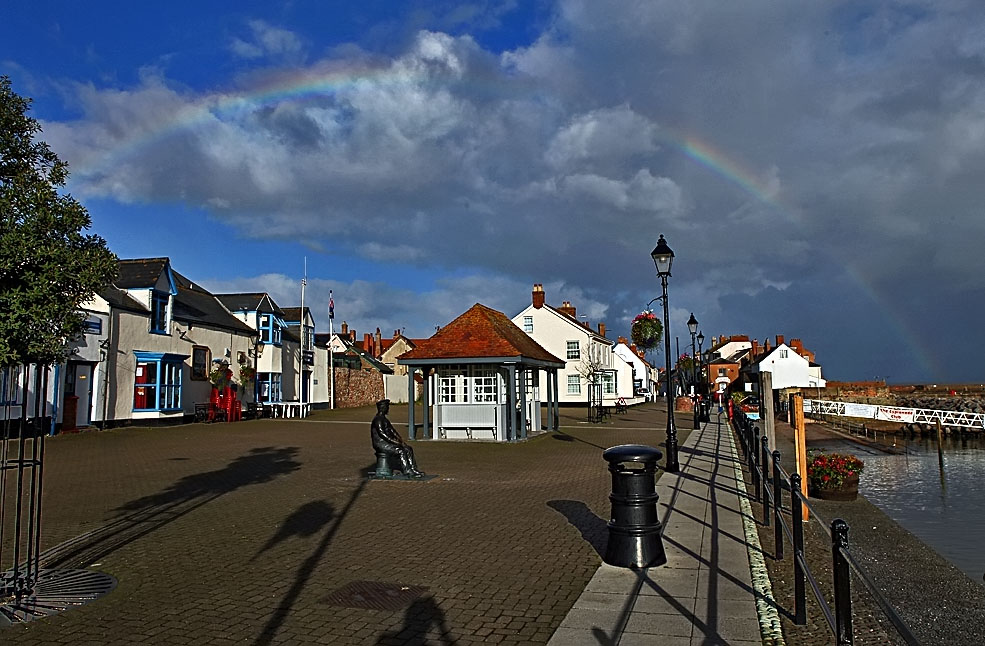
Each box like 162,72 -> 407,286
773,450 -> 783,560
660,274 -> 679,473
752,425 -> 761,503
761,435 -> 771,526
689,319 -> 699,431
791,473 -> 807,625
832,519 -> 854,645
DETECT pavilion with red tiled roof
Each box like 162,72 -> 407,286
398,304 -> 565,441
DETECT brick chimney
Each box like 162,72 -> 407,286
598,322 -> 606,337
532,283 -> 545,309
617,336 -> 628,345
375,328 -> 382,356
776,334 -> 785,347
752,339 -> 760,357
363,333 -> 372,352
558,301 -> 576,318
790,338 -> 804,353
764,338 -> 772,353
341,321 -> 348,336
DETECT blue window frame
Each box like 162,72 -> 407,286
256,372 -> 282,403
133,352 -> 184,412
259,314 -> 283,346
0,366 -> 21,405
151,290 -> 169,334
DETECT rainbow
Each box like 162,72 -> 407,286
666,132 -> 938,378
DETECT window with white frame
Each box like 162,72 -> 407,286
566,340 -> 580,360
567,374 -> 581,395
522,316 -> 533,333
439,368 -> 461,403
601,372 -> 616,395
0,366 -> 21,405
471,366 -> 498,403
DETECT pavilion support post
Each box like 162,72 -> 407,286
519,366 -> 528,440
544,370 -> 554,431
553,370 -> 560,430
407,369 -> 416,440
422,368 -> 430,440
507,367 -> 517,441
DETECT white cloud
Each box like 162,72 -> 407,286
229,20 -> 305,61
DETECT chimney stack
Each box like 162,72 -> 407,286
598,322 -> 606,337
341,321 -> 348,336
375,328 -> 382,356
776,334 -> 785,347
752,339 -> 760,356
558,301 -> 577,318
618,336 -> 628,345
364,333 -> 372,352
532,283 -> 545,309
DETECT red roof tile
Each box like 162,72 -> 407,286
399,304 -> 563,364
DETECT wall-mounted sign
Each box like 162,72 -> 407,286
83,318 -> 103,334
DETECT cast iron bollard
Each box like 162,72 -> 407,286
602,445 -> 668,568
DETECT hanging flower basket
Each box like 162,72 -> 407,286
807,452 -> 864,501
631,310 -> 663,352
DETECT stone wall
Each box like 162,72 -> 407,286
816,380 -> 890,401
332,363 -> 386,408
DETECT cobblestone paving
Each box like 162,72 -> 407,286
2,403 -> 691,645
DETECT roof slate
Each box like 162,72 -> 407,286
214,293 -> 283,315
171,271 -> 256,335
115,258 -> 169,289
399,304 -> 563,364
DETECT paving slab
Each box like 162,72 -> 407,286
548,415 -> 766,645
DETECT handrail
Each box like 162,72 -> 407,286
730,408 -> 922,645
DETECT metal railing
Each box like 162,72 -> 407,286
731,409 -> 922,646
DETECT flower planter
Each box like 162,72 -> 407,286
810,474 -> 859,501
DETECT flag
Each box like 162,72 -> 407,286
329,291 -> 334,320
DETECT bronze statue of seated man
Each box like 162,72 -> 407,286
371,399 -> 425,478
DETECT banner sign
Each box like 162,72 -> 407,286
876,406 -> 916,423
843,402 -> 878,419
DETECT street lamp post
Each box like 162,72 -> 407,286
697,331 -> 705,422
687,313 -> 699,430
651,235 -> 679,473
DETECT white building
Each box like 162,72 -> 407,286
747,343 -> 827,390
512,284 -> 620,406
613,341 -> 655,401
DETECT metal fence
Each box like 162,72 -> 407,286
731,409 -> 922,646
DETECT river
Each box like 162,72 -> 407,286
854,437 -> 985,586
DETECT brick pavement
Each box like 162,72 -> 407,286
2,403 -> 693,645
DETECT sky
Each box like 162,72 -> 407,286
3,0 -> 984,384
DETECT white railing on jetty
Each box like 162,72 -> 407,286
805,399 -> 985,431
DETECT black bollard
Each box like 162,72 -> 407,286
602,445 -> 667,568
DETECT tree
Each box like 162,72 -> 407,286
0,76 -> 117,366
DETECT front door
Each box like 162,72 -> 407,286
66,362 -> 93,427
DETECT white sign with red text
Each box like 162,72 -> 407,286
876,406 -> 916,423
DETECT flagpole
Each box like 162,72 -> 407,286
300,258 -> 306,411
329,290 -> 335,410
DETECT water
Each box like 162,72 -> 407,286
859,438 -> 985,585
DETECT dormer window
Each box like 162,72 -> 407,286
151,290 -> 169,334
259,314 -> 282,346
